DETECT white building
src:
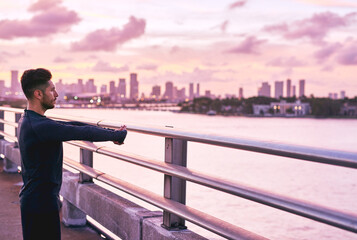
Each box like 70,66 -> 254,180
253,100 -> 310,116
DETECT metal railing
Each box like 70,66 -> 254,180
0,106 -> 356,240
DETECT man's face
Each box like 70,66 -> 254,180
41,80 -> 58,110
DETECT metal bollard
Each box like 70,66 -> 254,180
79,148 -> 93,183
162,137 -> 187,230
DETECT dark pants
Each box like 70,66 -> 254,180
21,209 -> 61,240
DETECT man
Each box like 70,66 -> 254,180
17,68 -> 127,240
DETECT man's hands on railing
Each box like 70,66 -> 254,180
113,125 -> 127,145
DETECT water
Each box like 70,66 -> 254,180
52,108 -> 357,240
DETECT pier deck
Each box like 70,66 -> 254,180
0,160 -> 102,240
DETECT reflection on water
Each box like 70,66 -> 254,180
53,108 -> 357,240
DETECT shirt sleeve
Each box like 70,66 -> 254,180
32,118 -> 127,143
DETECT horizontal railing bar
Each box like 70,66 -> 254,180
62,156 -> 266,240
66,140 -> 357,234
1,107 -> 356,169
63,157 -> 104,178
0,130 -> 18,142
0,119 -> 18,127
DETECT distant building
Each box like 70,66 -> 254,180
189,83 -> 194,100
239,87 -> 243,100
164,81 -> 174,101
340,91 -> 346,99
151,85 -> 161,99
176,87 -> 186,101
109,81 -> 116,95
299,79 -> 305,97
286,79 -> 291,98
292,85 -> 296,97
258,82 -> 271,97
85,79 -> 97,93
130,73 -> 139,100
340,103 -> 357,116
205,90 -> 211,98
100,84 -> 107,94
11,70 -> 20,93
275,81 -> 284,99
253,100 -> 310,116
0,80 -> 5,97
196,83 -> 200,97
118,78 -> 126,99
77,79 -> 84,93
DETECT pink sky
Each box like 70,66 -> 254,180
0,0 -> 356,97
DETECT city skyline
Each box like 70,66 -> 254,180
0,1 -> 356,97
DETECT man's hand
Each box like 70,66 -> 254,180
113,125 -> 127,145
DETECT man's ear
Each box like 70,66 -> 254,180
33,89 -> 43,100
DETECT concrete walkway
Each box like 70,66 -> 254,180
0,159 -> 103,240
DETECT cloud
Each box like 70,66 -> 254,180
226,36 -> 267,54
296,0 -> 357,8
92,61 -> 129,72
264,12 -> 357,43
267,57 -> 306,67
1,50 -> 27,58
221,20 -> 229,32
0,0 -> 80,39
136,64 -> 158,71
336,39 -> 357,65
170,46 -> 180,54
71,16 -> 146,52
28,0 -> 62,12
228,1 -> 247,10
53,56 -> 73,63
314,42 -> 342,61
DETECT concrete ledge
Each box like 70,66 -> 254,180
142,216 -> 207,240
4,142 -> 17,173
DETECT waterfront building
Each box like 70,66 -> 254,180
189,83 -> 194,100
275,81 -> 284,99
299,79 -> 305,97
239,87 -> 243,100
340,91 -> 346,99
109,81 -> 116,95
11,70 -> 20,93
176,87 -> 186,101
85,79 -> 97,93
286,79 -> 291,98
130,73 -> 139,100
292,85 -> 296,97
118,78 -> 126,99
205,90 -> 211,99
253,100 -> 310,116
164,81 -> 174,101
77,79 -> 84,93
100,84 -> 107,94
258,82 -> 271,97
151,85 -> 161,100
196,83 -> 200,97
0,80 -> 5,97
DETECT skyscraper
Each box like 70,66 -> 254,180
151,85 -> 161,99
292,85 -> 296,97
109,81 -> 116,95
11,70 -> 20,93
299,79 -> 305,97
340,91 -> 346,99
196,83 -> 200,97
189,83 -> 194,100
239,87 -> 243,100
130,73 -> 139,100
0,80 -> 5,97
118,78 -> 126,98
286,79 -> 291,98
164,81 -> 174,101
100,84 -> 107,94
275,81 -> 284,99
258,82 -> 271,97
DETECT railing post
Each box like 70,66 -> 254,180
0,110 -> 4,140
79,148 -> 93,183
14,113 -> 21,147
162,137 -> 187,230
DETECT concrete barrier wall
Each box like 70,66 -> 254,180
0,139 -> 207,240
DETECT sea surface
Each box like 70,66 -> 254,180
50,109 -> 357,239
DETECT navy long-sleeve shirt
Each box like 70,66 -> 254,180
17,109 -> 127,213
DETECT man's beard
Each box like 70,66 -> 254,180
41,98 -> 55,110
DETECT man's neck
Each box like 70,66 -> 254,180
27,102 -> 46,116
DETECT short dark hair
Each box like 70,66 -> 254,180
21,68 -> 52,99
